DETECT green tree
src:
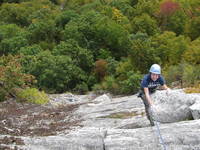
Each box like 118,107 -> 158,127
63,10 -> 131,59
0,0 -> 59,26
52,39 -> 94,72
0,3 -> 30,26
63,11 -> 101,48
185,16 -> 200,40
183,38 -> 200,65
94,17 -> 132,59
157,0 -> 189,35
28,20 -> 58,46
0,24 -> 23,40
26,51 -> 88,93
165,10 -> 189,35
130,32 -> 160,73
109,0 -> 134,17
132,0 -> 160,17
131,13 -> 160,35
55,10 -> 79,29
151,31 -> 189,67
0,34 -> 28,55
100,6 -> 132,31
18,44 -> 43,55
0,24 -> 29,55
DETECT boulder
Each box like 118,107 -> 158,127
150,89 -> 200,123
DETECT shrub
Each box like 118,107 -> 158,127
182,64 -> 200,87
73,82 -> 89,94
93,58 -> 142,95
106,57 -> 118,76
101,75 -> 119,94
93,71 -> 142,95
116,58 -> 142,94
0,55 -> 35,101
94,59 -> 108,81
87,74 -> 98,91
163,64 -> 183,85
17,88 -> 49,104
118,71 -> 142,94
163,63 -> 200,87
0,88 -> 7,102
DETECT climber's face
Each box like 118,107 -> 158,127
151,73 -> 159,81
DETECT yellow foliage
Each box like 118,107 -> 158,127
42,5 -> 49,9
184,84 -> 200,93
112,7 -> 124,23
17,88 -> 49,104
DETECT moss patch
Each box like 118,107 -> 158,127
100,111 -> 145,119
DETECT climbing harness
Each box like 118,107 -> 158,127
150,107 -> 167,150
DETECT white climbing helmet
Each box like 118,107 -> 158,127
149,64 -> 161,74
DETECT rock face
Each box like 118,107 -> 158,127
151,90 -> 200,122
1,89 -> 200,150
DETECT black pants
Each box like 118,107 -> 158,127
138,90 -> 155,126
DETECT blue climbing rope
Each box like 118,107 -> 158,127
150,107 -> 167,150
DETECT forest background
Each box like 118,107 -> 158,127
0,0 -> 200,103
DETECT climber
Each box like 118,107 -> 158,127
138,64 -> 170,126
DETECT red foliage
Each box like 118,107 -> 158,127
94,59 -> 108,80
160,0 -> 180,17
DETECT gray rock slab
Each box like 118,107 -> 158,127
104,120 -> 200,150
20,127 -> 106,150
76,95 -> 148,128
3,120 -> 200,150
